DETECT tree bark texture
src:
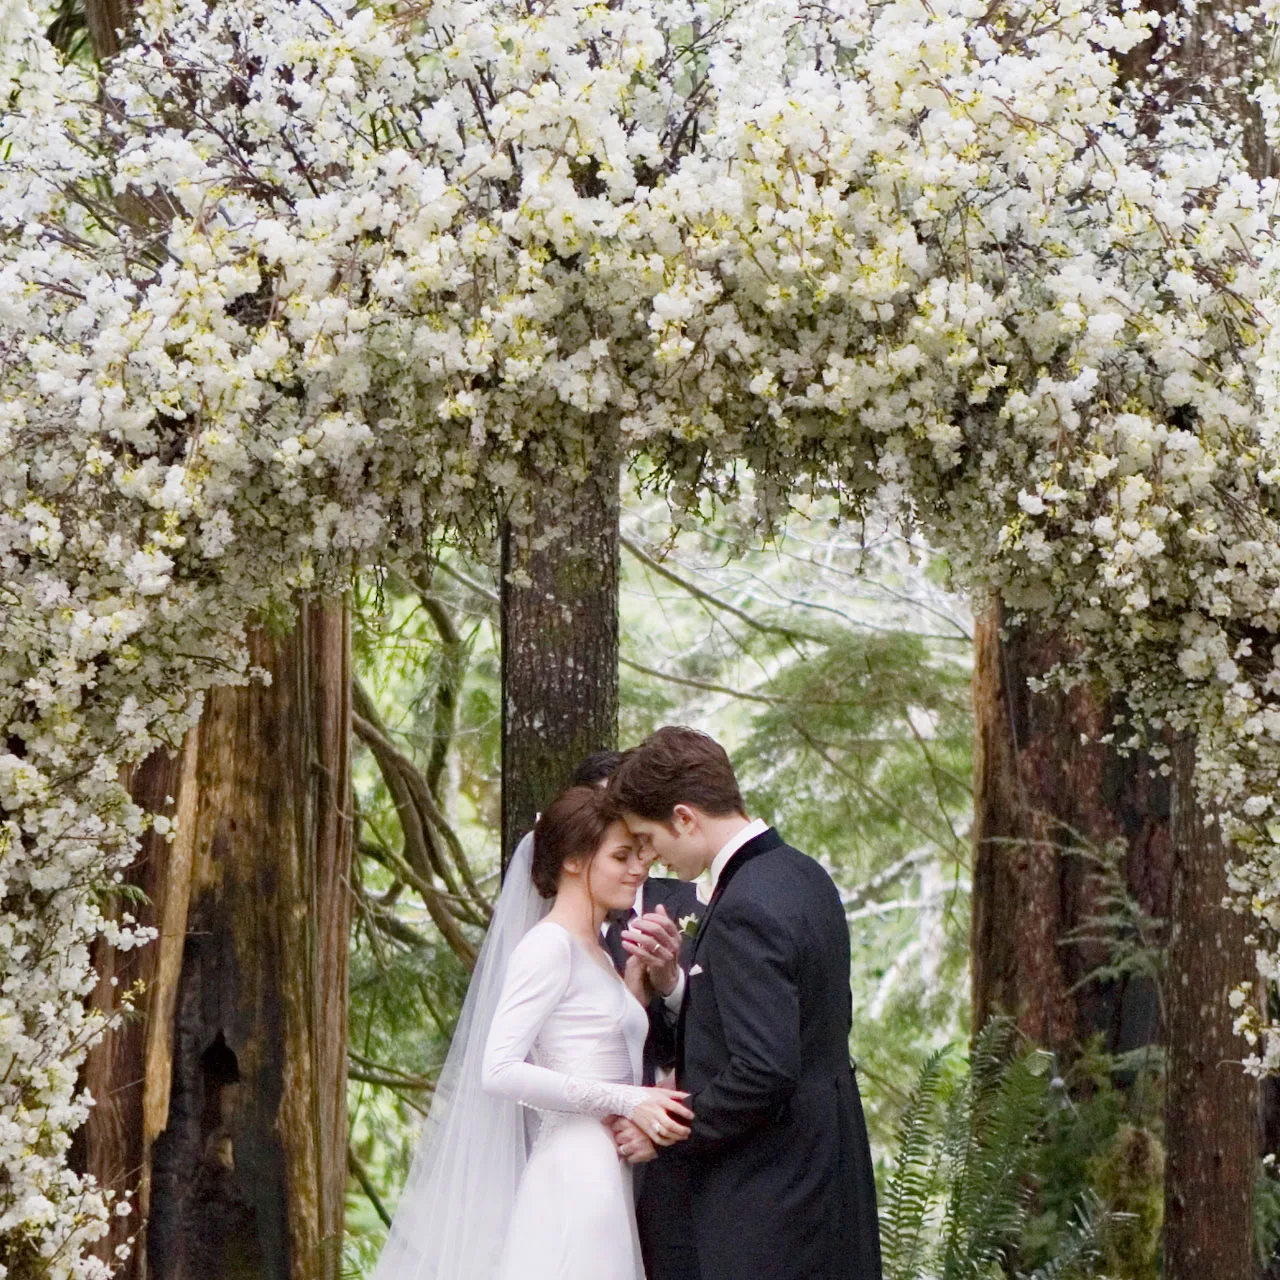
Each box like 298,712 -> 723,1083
76,738 -> 200,1274
970,599 -> 1172,1054
500,423 -> 620,866
75,600 -> 353,1280
82,0 -> 129,60
1164,736 -> 1258,1280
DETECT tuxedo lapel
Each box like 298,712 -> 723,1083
691,827 -> 784,961
679,828 -> 784,1080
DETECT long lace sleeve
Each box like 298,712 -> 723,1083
481,924 -> 649,1120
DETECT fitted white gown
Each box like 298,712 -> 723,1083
482,920 -> 650,1280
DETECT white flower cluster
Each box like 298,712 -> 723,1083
3,0 -> 1280,1268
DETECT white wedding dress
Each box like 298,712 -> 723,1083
482,920 -> 650,1280
368,837 -> 649,1280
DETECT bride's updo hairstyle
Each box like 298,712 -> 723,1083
531,785 -> 618,899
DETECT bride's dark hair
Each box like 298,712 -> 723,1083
531,785 -> 618,899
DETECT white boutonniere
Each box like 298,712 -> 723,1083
678,913 -> 700,939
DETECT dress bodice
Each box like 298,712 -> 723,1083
482,920 -> 650,1121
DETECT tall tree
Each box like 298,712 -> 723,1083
970,602 -> 1170,1054
76,603 -> 353,1280
55,12 -> 357,1275
972,604 -> 1260,1280
970,1 -> 1274,1270
499,423 -> 620,863
1165,736 -> 1257,1280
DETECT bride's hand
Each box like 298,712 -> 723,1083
623,954 -> 651,1005
622,906 -> 682,997
630,1087 -> 693,1146
610,1116 -> 657,1164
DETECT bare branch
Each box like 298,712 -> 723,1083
354,680 -> 492,924
434,558 -> 500,605
349,1049 -> 438,1091
621,536 -> 826,646
840,848 -> 932,911
354,879 -> 436,950
348,1147 -> 394,1228
620,656 -> 786,705
418,589 -> 465,801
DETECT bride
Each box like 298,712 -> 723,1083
370,784 -> 694,1280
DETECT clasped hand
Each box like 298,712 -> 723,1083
610,905 -> 691,1163
609,1086 -> 693,1164
620,904 -> 683,997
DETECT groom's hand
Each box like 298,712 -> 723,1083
622,905 -> 682,996
610,1116 -> 657,1164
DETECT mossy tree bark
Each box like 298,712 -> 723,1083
971,602 -> 1260,1280
970,599 -> 1172,1055
76,601 -> 353,1280
1164,737 -> 1257,1280
500,421 -> 620,866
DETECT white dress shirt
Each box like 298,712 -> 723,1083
663,818 -> 770,1013
708,818 -> 770,893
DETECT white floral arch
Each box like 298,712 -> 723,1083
3,0 -> 1280,1270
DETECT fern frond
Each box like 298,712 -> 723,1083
881,1046 -> 954,1280
940,1022 -> 1053,1280
1018,1192 -> 1113,1280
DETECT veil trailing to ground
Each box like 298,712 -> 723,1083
371,832 -> 547,1280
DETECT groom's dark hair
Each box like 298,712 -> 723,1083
568,750 -> 624,788
609,726 -> 745,821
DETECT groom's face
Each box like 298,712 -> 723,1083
621,808 -> 708,881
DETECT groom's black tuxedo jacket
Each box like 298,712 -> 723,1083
677,828 -> 882,1280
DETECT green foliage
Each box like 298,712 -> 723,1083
1020,1196 -> 1112,1280
1088,1126 -> 1163,1280
1057,833 -> 1165,998
43,0 -> 93,62
1021,1037 -> 1162,1276
1256,1163 -> 1280,1269
881,1048 -> 952,1278
340,1231 -> 383,1280
882,1021 -> 1112,1280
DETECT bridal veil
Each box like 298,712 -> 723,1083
370,832 -> 547,1280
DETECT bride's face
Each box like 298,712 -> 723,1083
583,820 -> 648,911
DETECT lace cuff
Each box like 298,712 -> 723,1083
563,1077 -> 649,1120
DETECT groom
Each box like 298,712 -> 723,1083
611,727 -> 883,1280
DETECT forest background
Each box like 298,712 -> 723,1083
344,490 -> 976,1269
340,484 -> 1182,1280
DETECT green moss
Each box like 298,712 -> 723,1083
1088,1124 -> 1164,1280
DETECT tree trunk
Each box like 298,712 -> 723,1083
1164,736 -> 1257,1280
500,422 -> 620,865
970,599 -> 1172,1055
76,739 -> 201,1274
82,0 -> 128,60
76,600 -> 353,1280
